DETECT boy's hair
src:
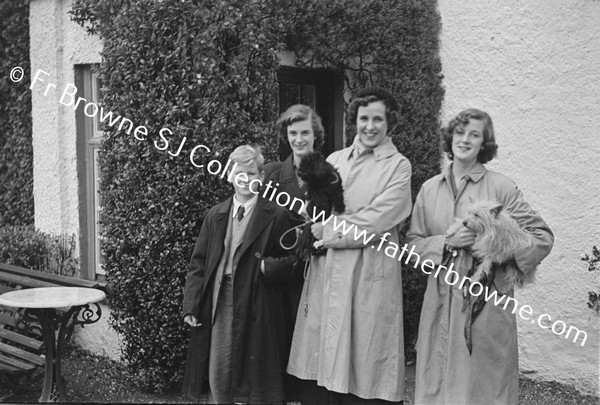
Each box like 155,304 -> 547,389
228,144 -> 265,172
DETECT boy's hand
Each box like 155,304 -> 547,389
184,315 -> 202,327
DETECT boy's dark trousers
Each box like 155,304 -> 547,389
208,274 -> 233,404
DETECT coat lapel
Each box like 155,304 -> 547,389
200,198 -> 232,298
239,198 -> 274,258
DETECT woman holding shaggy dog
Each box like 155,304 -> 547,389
288,87 -> 412,404
406,108 -> 554,404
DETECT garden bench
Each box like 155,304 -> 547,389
0,263 -> 107,401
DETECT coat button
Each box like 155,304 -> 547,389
255,252 -> 261,259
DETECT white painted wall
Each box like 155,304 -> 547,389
29,0 -> 121,360
438,0 -> 600,395
29,0 -> 102,236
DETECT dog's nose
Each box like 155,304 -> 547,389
462,220 -> 468,226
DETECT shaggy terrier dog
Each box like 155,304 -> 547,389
450,200 -> 534,293
295,152 -> 345,258
449,200 -> 533,354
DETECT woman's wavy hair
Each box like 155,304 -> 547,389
441,108 -> 498,164
346,87 -> 400,131
276,104 -> 325,151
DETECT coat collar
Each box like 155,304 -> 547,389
441,162 -> 487,184
232,195 -> 258,219
214,196 -> 233,215
279,155 -> 297,182
345,134 -> 399,161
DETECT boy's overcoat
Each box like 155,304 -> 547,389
182,196 -> 295,404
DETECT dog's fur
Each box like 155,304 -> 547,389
295,152 -> 345,258
297,152 -> 345,218
452,200 -> 534,354
449,200 -> 534,293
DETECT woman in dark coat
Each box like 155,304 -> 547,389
263,104 -> 326,401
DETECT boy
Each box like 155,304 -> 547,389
182,145 -> 296,404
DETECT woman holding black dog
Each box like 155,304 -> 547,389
406,108 -> 554,404
287,87 -> 412,404
263,104 -> 326,402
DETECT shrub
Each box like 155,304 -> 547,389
0,0 -> 34,226
71,0 -> 281,391
71,0 -> 442,389
582,246 -> 600,314
0,226 -> 78,277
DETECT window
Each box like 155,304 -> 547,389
277,67 -> 344,158
75,65 -> 104,279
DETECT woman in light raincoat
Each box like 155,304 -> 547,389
288,87 -> 412,404
406,109 -> 554,404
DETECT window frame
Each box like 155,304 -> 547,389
75,65 -> 105,280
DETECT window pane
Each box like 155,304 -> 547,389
283,83 -> 300,110
91,74 -> 104,136
93,147 -> 105,275
300,84 -> 316,108
281,83 -> 317,111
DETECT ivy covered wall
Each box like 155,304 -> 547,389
0,0 -> 34,226
71,0 -> 443,390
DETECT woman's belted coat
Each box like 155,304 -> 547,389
287,135 -> 412,402
406,163 -> 554,404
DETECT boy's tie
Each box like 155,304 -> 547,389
236,205 -> 245,221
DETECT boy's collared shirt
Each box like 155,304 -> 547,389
232,194 -> 258,220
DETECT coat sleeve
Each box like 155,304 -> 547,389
261,207 -> 298,282
405,185 -> 446,266
322,157 -> 412,249
501,181 -> 554,277
182,210 -> 212,318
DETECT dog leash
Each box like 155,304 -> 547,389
278,220 -> 311,250
278,221 -> 316,318
302,257 -> 312,318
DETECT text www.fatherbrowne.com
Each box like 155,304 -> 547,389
306,206 -> 588,347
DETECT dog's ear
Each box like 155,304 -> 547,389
490,202 -> 503,217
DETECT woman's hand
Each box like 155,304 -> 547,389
184,315 -> 202,327
447,226 -> 476,249
311,223 -> 324,240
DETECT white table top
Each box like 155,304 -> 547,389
0,287 -> 106,309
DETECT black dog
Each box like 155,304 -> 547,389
295,152 -> 345,258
